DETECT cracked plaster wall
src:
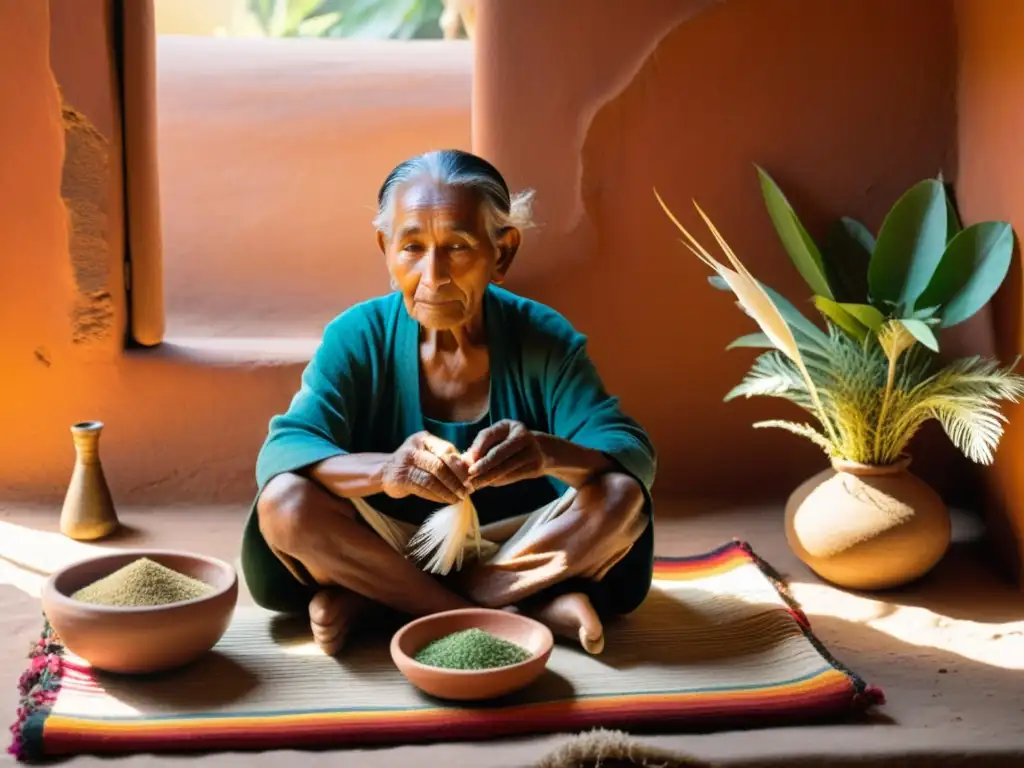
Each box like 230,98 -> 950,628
474,0 -> 964,504
47,0 -> 127,358
0,0 -> 469,505
62,104 -> 115,347
0,1 -> 298,505
1,0 -> 998,530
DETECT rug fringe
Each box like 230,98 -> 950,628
860,685 -> 887,707
729,539 -> 884,708
536,729 -> 719,768
7,619 -> 63,762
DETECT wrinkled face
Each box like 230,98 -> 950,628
378,180 -> 519,330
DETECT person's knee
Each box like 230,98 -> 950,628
256,472 -> 318,554
576,473 -> 652,615
579,471 -> 647,531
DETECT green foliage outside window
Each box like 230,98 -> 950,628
247,0 -> 462,40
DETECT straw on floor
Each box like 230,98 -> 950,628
9,541 -> 883,761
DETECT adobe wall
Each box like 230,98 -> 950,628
3,1 -> 986,524
955,0 -> 1024,581
474,0 -> 964,503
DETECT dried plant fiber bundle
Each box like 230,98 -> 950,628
349,495 -> 498,575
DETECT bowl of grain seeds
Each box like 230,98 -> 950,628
390,608 -> 554,701
42,550 -> 238,674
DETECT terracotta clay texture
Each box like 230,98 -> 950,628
473,0 -> 966,507
157,36 -> 472,339
0,0 -> 971,513
10,0 -> 1024,583
785,457 -> 952,590
956,0 -> 1024,585
41,550 -> 238,674
391,608 -> 553,701
121,0 -> 165,345
59,421 -> 120,541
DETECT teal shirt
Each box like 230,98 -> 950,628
255,286 -> 657,527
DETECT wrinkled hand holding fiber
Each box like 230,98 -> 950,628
349,495 -> 499,576
349,483 -> 644,613
407,495 -> 500,574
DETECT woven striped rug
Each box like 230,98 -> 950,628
9,541 -> 882,760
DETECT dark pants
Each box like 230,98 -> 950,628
240,500 -> 655,619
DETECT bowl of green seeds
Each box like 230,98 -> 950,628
390,608 -> 554,701
42,550 -> 238,675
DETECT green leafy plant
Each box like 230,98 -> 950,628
729,322 -> 1024,465
248,0 -> 456,39
248,0 -> 342,36
717,168 -> 1015,353
323,0 -> 450,39
655,190 -> 1024,467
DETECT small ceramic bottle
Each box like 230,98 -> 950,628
59,421 -> 119,541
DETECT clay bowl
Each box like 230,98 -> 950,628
390,608 -> 554,701
41,550 -> 238,675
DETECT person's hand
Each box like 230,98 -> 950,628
464,420 -> 547,489
381,432 -> 471,505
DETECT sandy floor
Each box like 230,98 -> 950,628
2,501 -> 1024,767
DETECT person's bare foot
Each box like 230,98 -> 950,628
526,592 -> 605,654
308,588 -> 370,656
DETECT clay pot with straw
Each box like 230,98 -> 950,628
60,421 -> 120,541
655,172 -> 1024,591
784,456 -> 950,590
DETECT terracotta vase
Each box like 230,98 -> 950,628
784,455 -> 950,590
59,421 -> 119,541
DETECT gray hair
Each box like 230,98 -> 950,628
373,149 -> 535,243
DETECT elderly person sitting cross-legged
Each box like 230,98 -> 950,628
240,149 -> 656,656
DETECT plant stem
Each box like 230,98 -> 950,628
796,359 -> 840,449
873,354 -> 898,463
809,386 -> 840,449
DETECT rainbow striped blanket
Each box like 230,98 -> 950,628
9,541 -> 882,760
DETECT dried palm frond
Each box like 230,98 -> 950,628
655,189 -> 840,445
656,190 -> 801,363
753,420 -> 834,453
655,189 -> 1024,467
730,318 -> 1024,465
406,496 -> 483,575
885,356 -> 1024,464
725,351 -> 815,409
349,496 -> 414,553
877,321 -> 918,364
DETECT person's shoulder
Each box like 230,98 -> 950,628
320,293 -> 401,351
490,286 -> 584,349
